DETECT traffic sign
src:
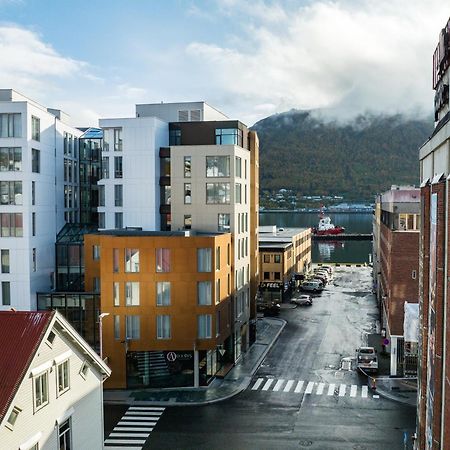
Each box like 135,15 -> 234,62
383,338 -> 390,346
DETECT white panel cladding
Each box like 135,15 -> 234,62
0,322 -> 105,450
0,97 -> 82,310
99,116 -> 169,231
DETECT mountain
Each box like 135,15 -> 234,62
252,110 -> 434,201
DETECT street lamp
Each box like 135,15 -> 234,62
99,312 -> 110,360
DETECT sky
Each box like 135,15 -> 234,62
0,0 -> 448,126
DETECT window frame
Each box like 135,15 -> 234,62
33,371 -> 49,412
56,359 -> 70,396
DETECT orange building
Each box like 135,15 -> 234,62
84,230 -> 232,389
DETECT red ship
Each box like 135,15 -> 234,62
312,211 -> 345,235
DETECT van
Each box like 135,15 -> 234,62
300,281 -> 324,292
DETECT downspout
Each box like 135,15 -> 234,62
440,176 -> 448,448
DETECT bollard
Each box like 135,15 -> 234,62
370,377 -> 377,390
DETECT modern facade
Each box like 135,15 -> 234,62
258,226 -> 311,303
417,16 -> 450,449
0,310 -> 110,450
374,186 -> 420,376
84,230 -> 233,389
0,89 -> 84,311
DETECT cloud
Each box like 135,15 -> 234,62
185,0 -> 448,124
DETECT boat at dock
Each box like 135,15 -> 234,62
312,213 -> 345,236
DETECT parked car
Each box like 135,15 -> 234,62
291,294 -> 313,306
318,265 -> 333,275
356,347 -> 378,373
300,281 -> 324,292
314,268 -> 331,279
312,274 -> 328,285
263,302 -> 281,316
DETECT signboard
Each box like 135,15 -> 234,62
165,351 -> 193,362
260,282 -> 282,290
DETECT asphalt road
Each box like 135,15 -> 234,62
105,267 -> 416,450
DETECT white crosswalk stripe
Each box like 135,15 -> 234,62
248,378 -> 374,400
105,406 -> 165,449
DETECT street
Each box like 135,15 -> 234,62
105,267 -> 416,450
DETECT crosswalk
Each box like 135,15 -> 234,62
249,377 -> 371,399
104,406 -> 165,449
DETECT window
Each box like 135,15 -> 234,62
235,156 -> 242,177
0,113 -> 21,137
216,311 -> 221,337
163,185 -> 171,204
156,248 -> 170,272
31,116 -> 40,141
114,316 -> 120,339
244,159 -> 247,179
32,248 -> 36,272
2,281 -> 10,305
32,212 -> 36,236
57,360 -> 70,395
32,149 -> 40,173
98,185 -> 105,206
34,371 -> 48,410
184,156 -> 191,177
216,247 -> 221,270
206,156 -> 230,177
98,212 -> 105,228
235,183 -> 242,204
0,213 -> 23,237
170,128 -> 181,146
216,279 -> 221,304
274,272 -> 281,280
58,418 -> 71,450
93,276 -> 100,292
93,245 -> 100,260
197,248 -> 212,272
125,315 -> 140,339
113,282 -> 120,306
115,212 -> 123,229
157,281 -> 171,306
227,243 -> 230,265
80,362 -> 89,378
274,255 -> 281,263
161,157 -> 170,176
7,406 -> 20,427
114,156 -> 123,178
263,271 -> 270,279
198,281 -> 212,305
198,314 -> 212,339
218,213 -> 230,232
264,254 -> 270,263
47,331 -> 56,345
206,183 -> 230,204
102,157 -> 109,179
114,128 -> 122,151
125,282 -> 140,306
184,214 -> 192,230
0,147 -> 21,171
115,184 -> 123,206
113,248 -> 119,272
215,128 -> 243,146
157,315 -> 171,339
184,183 -> 191,204
1,249 -> 9,273
32,181 -> 35,205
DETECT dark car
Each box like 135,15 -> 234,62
263,302 -> 281,316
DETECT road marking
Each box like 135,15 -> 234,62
109,433 -> 150,438
294,380 -> 304,393
339,384 -> 346,396
105,439 -> 146,445
125,411 -> 162,416
121,417 -> 158,422
251,378 -> 264,390
104,447 -> 142,450
284,380 -> 295,392
129,406 -> 165,411
273,379 -> 285,391
262,378 -> 274,391
305,381 -> 315,394
373,394 -> 380,399
327,383 -> 335,396
350,385 -> 357,397
316,382 -> 325,395
113,427 -> 154,432
118,421 -> 157,427
361,386 -> 368,398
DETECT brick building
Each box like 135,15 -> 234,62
416,16 -> 450,449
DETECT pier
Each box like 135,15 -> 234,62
312,233 -> 373,241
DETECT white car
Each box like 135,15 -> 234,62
301,281 -> 324,292
291,294 -> 313,306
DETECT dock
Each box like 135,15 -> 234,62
313,233 -> 373,241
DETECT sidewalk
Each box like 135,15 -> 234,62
104,317 -> 286,406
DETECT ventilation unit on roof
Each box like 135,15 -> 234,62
190,109 -> 201,121
178,110 -> 189,122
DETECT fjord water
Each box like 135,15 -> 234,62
259,211 -> 373,263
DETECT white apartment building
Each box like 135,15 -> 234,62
0,90 -> 83,310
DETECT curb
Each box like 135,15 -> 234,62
373,386 -> 417,407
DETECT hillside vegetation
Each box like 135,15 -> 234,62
252,111 -> 433,200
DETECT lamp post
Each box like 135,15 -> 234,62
99,312 -> 110,360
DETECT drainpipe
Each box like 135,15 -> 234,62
440,176 -> 448,448
194,341 -> 199,388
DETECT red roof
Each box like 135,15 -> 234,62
0,311 -> 54,422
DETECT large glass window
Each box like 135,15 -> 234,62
218,213 -> 230,232
57,360 -> 70,394
115,184 -> 123,206
125,282 -> 140,306
0,113 -> 21,137
197,314 -> 212,339
0,181 -> 22,205
206,183 -> 230,204
113,249 -> 119,272
198,281 -> 212,305
98,185 -> 105,207
184,214 -> 192,230
114,128 -> 122,151
184,156 -> 191,177
156,248 -> 170,272
31,116 -> 40,141
58,418 -> 71,450
126,315 -> 140,339
34,371 -> 48,410
156,281 -> 171,306
0,213 -> 23,237
184,183 -> 191,204
32,149 -> 40,173
2,281 -> 10,305
215,128 -> 243,146
206,156 -> 230,177
157,315 -> 171,339
114,156 -> 123,178
98,212 -> 105,228
115,212 -> 123,229
1,249 -> 9,273
169,129 -> 181,146
216,279 -> 221,304
102,157 -> 109,179
163,185 -> 171,205
197,248 -> 212,272
235,183 -> 242,204
0,147 -> 21,171
114,315 -> 120,339
113,282 -> 120,306
235,156 -> 242,177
